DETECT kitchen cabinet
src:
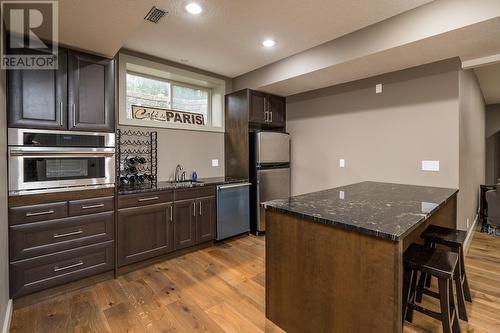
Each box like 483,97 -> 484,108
248,89 -> 286,126
68,51 -> 115,132
225,89 -> 286,179
8,193 -> 115,298
196,196 -> 216,243
173,199 -> 197,250
7,47 -> 115,132
117,202 -> 174,267
8,48 -> 68,130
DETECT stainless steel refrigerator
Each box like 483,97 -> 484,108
249,131 -> 290,234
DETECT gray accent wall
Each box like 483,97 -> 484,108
485,104 -> 500,184
287,58 -> 485,232
0,67 -> 10,328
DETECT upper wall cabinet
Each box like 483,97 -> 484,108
8,48 -> 115,132
8,49 -> 68,130
68,51 -> 115,132
248,90 -> 286,127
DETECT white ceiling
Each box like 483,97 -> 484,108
124,0 -> 433,77
474,62 -> 500,105
57,0 -> 156,58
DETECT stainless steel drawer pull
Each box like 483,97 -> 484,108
138,196 -> 160,202
81,203 -> 105,209
54,260 -> 84,272
26,210 -> 55,217
199,202 -> 202,216
53,230 -> 83,239
192,203 -> 196,217
170,206 -> 173,221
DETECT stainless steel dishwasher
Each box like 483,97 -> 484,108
216,182 -> 251,240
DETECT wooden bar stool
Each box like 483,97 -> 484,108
417,225 -> 471,321
403,244 -> 461,333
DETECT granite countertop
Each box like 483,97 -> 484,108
263,181 -> 458,241
118,177 -> 248,195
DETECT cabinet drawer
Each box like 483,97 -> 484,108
10,241 -> 114,298
118,191 -> 173,209
174,186 -> 215,201
10,211 -> 115,261
69,196 -> 114,216
9,202 -> 68,225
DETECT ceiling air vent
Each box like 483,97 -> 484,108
145,6 -> 167,23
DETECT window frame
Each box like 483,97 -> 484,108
119,53 -> 225,133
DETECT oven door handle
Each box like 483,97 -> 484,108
8,147 -> 115,156
9,151 -> 115,157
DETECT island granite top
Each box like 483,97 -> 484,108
263,181 -> 458,241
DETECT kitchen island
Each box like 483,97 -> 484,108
263,181 -> 458,333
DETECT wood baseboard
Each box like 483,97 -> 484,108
1,299 -> 12,333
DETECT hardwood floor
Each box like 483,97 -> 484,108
9,232 -> 500,333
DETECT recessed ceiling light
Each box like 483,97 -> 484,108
185,3 -> 203,15
262,39 -> 276,48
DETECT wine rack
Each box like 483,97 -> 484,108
116,129 -> 158,186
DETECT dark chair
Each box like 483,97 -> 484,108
403,243 -> 461,333
417,225 -> 471,321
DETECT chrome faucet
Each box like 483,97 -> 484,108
175,164 -> 184,182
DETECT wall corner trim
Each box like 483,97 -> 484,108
1,299 -> 12,333
464,214 -> 479,254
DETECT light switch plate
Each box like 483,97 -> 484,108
421,160 -> 439,171
339,191 -> 345,200
339,159 -> 346,168
212,159 -> 219,167
376,83 -> 383,94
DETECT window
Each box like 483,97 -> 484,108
119,54 -> 225,132
126,72 -> 211,124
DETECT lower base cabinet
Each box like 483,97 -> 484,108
117,202 -> 174,267
196,196 -> 216,243
10,240 -> 114,298
173,200 -> 197,250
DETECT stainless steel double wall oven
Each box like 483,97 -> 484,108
8,128 -> 115,195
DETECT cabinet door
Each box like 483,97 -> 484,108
196,197 -> 216,244
249,90 -> 267,124
8,48 -> 67,129
117,203 -> 173,267
68,51 -> 115,132
173,200 -> 197,250
268,94 -> 286,126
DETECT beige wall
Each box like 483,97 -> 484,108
0,69 -> 10,329
118,125 -> 224,181
458,70 -> 485,230
287,59 -> 460,197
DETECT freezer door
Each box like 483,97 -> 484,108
256,132 -> 290,164
257,167 -> 290,232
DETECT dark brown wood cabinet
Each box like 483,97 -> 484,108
8,194 -> 115,298
225,89 -> 286,179
196,196 -> 216,243
8,48 -> 68,130
173,199 -> 197,250
7,47 -> 115,132
117,202 -> 174,267
248,89 -> 286,126
68,51 -> 115,132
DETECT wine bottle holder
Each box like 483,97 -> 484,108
116,129 -> 158,186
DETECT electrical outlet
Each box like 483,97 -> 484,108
212,159 -> 219,167
421,160 -> 439,172
467,218 -> 470,228
339,191 -> 345,200
376,83 -> 383,94
339,159 -> 346,168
